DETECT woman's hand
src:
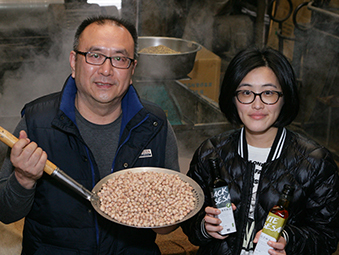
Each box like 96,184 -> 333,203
253,230 -> 287,255
11,130 -> 47,189
204,204 -> 236,239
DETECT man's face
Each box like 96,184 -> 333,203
69,22 -> 136,110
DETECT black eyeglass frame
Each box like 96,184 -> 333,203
235,90 -> 284,105
75,50 -> 135,69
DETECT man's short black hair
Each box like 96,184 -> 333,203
73,15 -> 138,59
219,47 -> 299,127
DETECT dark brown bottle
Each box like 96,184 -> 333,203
209,157 -> 236,235
270,184 -> 294,220
253,184 -> 294,254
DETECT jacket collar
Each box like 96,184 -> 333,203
238,127 -> 286,162
59,75 -> 143,133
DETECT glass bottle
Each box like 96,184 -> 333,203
253,184 -> 294,254
209,157 -> 236,235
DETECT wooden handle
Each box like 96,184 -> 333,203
0,125 -> 56,175
0,125 -> 18,148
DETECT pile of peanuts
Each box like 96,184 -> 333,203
97,171 -> 196,227
139,45 -> 181,54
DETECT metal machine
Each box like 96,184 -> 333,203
292,1 -> 339,154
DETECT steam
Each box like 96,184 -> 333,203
0,39 -> 72,118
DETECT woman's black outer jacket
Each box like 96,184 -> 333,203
181,128 -> 339,255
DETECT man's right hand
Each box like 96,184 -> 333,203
11,130 -> 47,189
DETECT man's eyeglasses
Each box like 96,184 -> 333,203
75,51 -> 135,69
235,90 -> 283,105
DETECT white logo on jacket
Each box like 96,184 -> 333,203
139,149 -> 152,158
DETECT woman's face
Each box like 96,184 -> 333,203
235,66 -> 284,138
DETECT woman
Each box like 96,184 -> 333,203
181,47 -> 339,255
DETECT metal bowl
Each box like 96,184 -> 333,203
134,36 -> 202,80
92,167 -> 204,228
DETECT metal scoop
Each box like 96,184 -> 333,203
0,125 -> 204,227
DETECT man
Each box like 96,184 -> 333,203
0,16 -> 179,254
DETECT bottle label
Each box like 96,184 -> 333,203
253,231 -> 276,255
262,212 -> 285,240
212,186 -> 231,207
212,186 -> 236,235
253,212 -> 286,255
